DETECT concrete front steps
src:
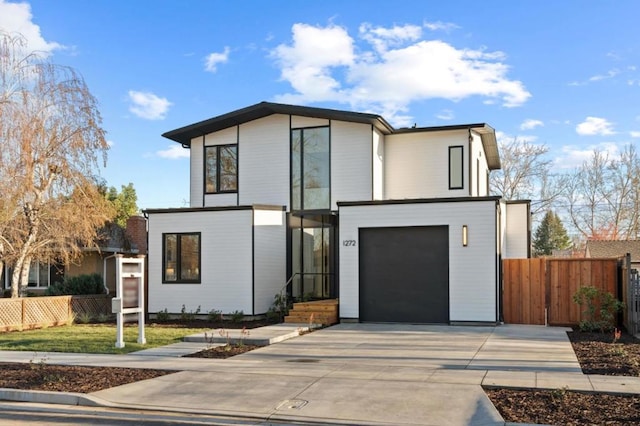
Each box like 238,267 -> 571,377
284,299 -> 339,326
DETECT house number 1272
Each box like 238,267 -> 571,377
342,240 -> 356,247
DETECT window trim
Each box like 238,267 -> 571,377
448,145 -> 464,190
162,232 -> 201,284
204,144 -> 237,194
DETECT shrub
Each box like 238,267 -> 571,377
76,312 -> 92,324
229,310 -> 244,323
180,304 -> 201,322
45,273 -> 105,296
573,286 -> 624,332
208,309 -> 223,322
155,308 -> 170,322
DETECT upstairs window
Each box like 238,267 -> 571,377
449,146 -> 464,190
163,233 -> 201,283
291,127 -> 330,210
205,145 -> 237,193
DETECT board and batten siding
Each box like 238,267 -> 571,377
238,115 -> 290,207
253,209 -> 286,314
372,128 -> 384,200
331,121 -> 374,209
338,199 -> 499,322
148,210 -> 253,314
384,130 -> 469,200
503,202 -> 530,258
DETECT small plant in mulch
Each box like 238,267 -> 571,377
572,285 -> 624,332
184,326 -> 259,359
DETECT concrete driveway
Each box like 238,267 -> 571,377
89,323 -> 581,425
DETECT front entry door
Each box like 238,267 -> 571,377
289,214 -> 336,300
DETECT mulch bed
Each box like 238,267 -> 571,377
0,362 -> 173,393
486,329 -> 640,425
183,344 -> 262,359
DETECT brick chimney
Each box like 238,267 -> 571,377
125,215 -> 147,255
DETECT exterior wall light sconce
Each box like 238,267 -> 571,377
462,225 -> 468,247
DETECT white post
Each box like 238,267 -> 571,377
137,254 -> 146,344
114,254 -> 125,348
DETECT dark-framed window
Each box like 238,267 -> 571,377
449,145 -> 464,190
205,145 -> 237,193
163,233 -> 201,283
291,126 -> 330,210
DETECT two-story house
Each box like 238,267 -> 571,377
145,102 -> 530,324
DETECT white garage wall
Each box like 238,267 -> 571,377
253,208 -> 286,314
338,199 -> 499,322
148,209 -> 253,314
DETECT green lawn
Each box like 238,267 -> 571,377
0,324 -> 210,354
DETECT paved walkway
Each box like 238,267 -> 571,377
1,323 -> 640,425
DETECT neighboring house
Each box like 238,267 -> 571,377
2,216 -> 147,295
585,240 -> 640,271
145,102 -> 530,324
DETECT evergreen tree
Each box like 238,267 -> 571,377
533,211 -> 572,256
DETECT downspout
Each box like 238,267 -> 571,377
103,253 -> 120,295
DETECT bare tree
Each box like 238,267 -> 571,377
0,32 -> 112,297
490,138 -> 564,216
564,146 -> 640,240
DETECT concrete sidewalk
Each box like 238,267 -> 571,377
2,323 -> 640,425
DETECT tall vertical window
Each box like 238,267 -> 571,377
163,233 -> 201,283
205,145 -> 237,193
291,127 -> 330,210
449,145 -> 464,190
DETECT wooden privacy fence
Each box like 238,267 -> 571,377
0,295 -> 112,331
503,258 -> 619,326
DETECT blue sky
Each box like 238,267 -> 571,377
1,0 -> 639,209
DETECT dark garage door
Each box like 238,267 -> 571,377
359,226 -> 449,323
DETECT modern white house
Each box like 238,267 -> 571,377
145,102 -> 530,324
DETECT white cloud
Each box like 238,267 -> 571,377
271,23 -> 530,126
555,142 -> 620,169
204,46 -> 230,73
106,140 -> 115,147
157,145 -> 190,159
0,0 -> 62,55
576,117 -> 615,136
495,131 -> 538,145
359,23 -> 422,53
127,90 -> 172,120
436,109 -> 454,120
589,68 -> 620,82
630,131 -> 640,138
520,119 -> 544,130
423,20 -> 459,32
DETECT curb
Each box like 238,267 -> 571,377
0,388 -> 106,407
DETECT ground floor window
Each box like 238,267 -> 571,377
2,261 -> 52,289
163,232 -> 201,283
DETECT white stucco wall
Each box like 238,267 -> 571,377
338,199 -> 499,322
148,209 -> 253,314
503,202 -> 530,258
238,115 -> 290,207
331,121 -> 373,209
384,130 -> 470,199
253,208 -> 286,314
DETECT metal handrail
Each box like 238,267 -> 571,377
278,272 -> 335,300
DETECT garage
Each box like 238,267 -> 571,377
358,226 -> 449,323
